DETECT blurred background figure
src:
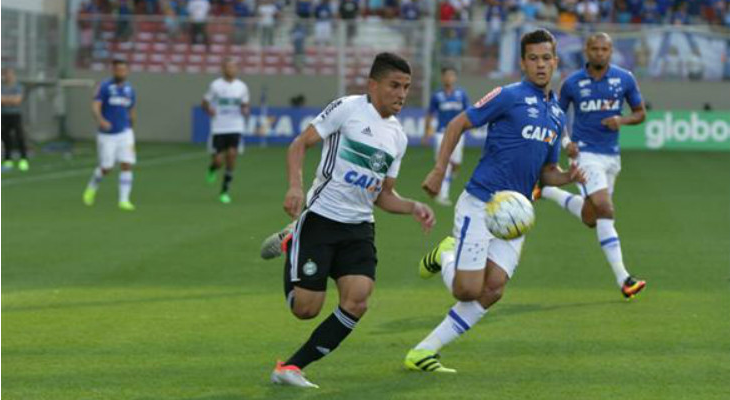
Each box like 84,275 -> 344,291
1,67 -> 29,172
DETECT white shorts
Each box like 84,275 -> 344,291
576,152 -> 621,197
435,132 -> 465,165
452,191 -> 525,277
97,129 -> 136,169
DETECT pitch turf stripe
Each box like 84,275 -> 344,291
1,152 -> 202,186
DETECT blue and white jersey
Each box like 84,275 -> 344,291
94,79 -> 136,134
428,87 -> 470,133
559,64 -> 643,155
465,80 -> 565,202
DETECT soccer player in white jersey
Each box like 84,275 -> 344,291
269,53 -> 435,389
83,59 -> 137,211
422,66 -> 471,206
404,29 -> 585,373
202,58 -> 250,204
537,33 -> 647,299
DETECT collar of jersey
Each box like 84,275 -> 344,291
582,63 -> 614,82
521,79 -> 555,102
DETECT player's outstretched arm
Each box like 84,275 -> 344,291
601,103 -> 646,130
539,163 -> 586,187
283,125 -> 322,218
422,112 -> 472,197
91,100 -> 111,130
377,177 -> 435,232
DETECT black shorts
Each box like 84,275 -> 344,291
212,133 -> 241,153
284,211 -> 377,293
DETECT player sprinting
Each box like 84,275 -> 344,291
270,53 -> 435,388
422,66 -> 471,206
404,29 -> 585,373
83,59 -> 137,211
537,32 -> 647,299
202,58 -> 250,204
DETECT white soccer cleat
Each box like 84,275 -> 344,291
271,361 -> 319,388
260,222 -> 295,260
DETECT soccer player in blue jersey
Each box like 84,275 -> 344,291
538,32 -> 647,299
404,29 -> 585,373
83,59 -> 137,211
422,67 -> 471,205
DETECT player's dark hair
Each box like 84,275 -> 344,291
441,66 -> 457,74
112,58 -> 128,66
520,29 -> 557,59
369,52 -> 411,81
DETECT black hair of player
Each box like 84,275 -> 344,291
112,58 -> 128,66
369,52 -> 411,81
520,29 -> 557,59
441,66 -> 457,75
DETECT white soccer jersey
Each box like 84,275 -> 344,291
204,78 -> 250,135
307,95 -> 408,224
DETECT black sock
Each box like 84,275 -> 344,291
208,163 -> 219,173
285,306 -> 359,369
221,170 -> 233,193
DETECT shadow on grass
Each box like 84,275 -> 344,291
370,300 -> 617,335
2,290 -> 252,313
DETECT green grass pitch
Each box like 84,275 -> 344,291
2,143 -> 729,399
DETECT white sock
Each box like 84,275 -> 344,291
87,167 -> 104,190
440,250 -> 456,293
542,186 -> 583,219
119,171 -> 133,203
439,164 -> 453,199
596,218 -> 629,286
415,301 -> 487,352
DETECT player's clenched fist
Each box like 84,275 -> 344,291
421,168 -> 445,197
283,187 -> 304,218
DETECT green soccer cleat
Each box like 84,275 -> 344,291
206,169 -> 217,184
404,349 -> 456,373
219,193 -> 232,204
3,160 -> 15,170
419,236 -> 456,279
17,159 -> 29,171
118,201 -> 136,211
83,188 -> 97,206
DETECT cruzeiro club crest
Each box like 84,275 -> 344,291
369,150 -> 387,173
303,259 -> 318,276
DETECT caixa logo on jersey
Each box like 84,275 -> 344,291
579,99 -> 620,112
109,96 -> 132,107
522,125 -> 558,145
344,171 -> 382,193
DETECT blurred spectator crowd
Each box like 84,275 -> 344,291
77,0 -> 730,27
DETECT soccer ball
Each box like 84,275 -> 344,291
485,190 -> 535,240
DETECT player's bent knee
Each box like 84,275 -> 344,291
593,202 -> 614,219
340,299 -> 368,318
291,305 -> 321,320
453,284 -> 482,302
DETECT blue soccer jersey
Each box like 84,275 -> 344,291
94,79 -> 136,134
428,87 -> 470,132
559,64 -> 643,155
465,80 -> 565,202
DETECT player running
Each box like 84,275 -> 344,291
83,59 -> 137,211
270,53 -> 435,389
404,29 -> 585,373
537,32 -> 647,299
422,66 -> 471,206
203,58 -> 250,204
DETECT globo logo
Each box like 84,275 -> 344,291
645,113 -> 730,149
